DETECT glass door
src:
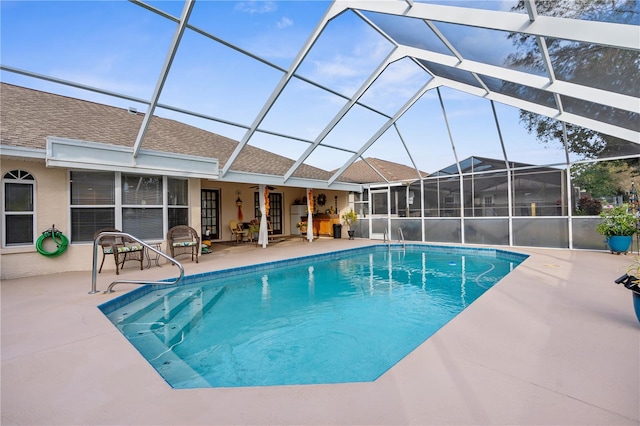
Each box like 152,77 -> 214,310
269,192 -> 283,235
201,189 -> 220,240
254,191 -> 283,235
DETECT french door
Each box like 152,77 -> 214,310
201,189 -> 220,239
254,191 -> 283,235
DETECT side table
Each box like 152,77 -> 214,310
145,242 -> 163,268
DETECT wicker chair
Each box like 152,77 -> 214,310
93,228 -> 144,275
167,225 -> 200,263
229,220 -> 248,243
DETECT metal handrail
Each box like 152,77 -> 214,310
398,227 -> 405,248
90,231 -> 184,294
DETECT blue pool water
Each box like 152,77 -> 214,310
100,245 -> 527,388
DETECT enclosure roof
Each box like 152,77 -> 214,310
1,0 -> 638,186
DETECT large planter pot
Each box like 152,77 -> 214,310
607,235 -> 633,254
615,274 -> 640,323
633,292 -> 640,323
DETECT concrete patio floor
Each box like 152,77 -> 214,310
2,238 -> 639,425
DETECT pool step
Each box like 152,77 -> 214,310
155,286 -> 226,347
107,286 -> 227,388
108,286 -> 192,326
109,286 -> 226,348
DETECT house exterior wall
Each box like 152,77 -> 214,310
1,158 -> 353,280
1,158 -> 79,279
0,158 -> 201,279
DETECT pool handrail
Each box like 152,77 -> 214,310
90,231 -> 184,294
398,227 -> 405,248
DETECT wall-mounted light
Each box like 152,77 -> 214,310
236,191 -> 244,221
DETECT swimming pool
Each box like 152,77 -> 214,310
100,244 -> 527,388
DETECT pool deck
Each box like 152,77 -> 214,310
2,238 -> 639,425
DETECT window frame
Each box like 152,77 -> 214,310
2,169 -> 36,247
69,170 -> 190,243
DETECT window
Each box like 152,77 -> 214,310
70,171 -> 189,242
70,171 -> 115,242
168,178 -> 189,230
3,170 -> 35,246
122,174 -> 163,240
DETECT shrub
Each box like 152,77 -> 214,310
576,196 -> 602,215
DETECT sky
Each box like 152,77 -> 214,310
0,0 -> 574,175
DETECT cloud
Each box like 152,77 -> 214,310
276,16 -> 293,29
234,1 -> 277,14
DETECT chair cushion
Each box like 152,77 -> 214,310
173,241 -> 197,247
117,245 -> 143,253
103,245 -> 143,254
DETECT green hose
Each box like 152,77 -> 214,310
36,229 -> 69,257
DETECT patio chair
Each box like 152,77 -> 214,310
93,228 -> 144,275
229,220 -> 248,243
167,225 -> 200,263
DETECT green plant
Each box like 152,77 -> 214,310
595,205 -> 638,237
248,219 -> 260,234
341,209 -> 358,230
627,257 -> 640,283
296,220 -> 307,229
576,196 -> 602,216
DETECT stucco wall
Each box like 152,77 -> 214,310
1,159 -> 80,279
1,159 -> 352,279
0,159 -> 204,279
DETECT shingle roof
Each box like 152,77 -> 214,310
1,83 -> 436,186
0,83 -> 333,181
335,158 -> 425,184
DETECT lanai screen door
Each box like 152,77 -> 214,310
370,189 -> 389,240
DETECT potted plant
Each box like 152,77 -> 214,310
248,219 -> 260,241
341,209 -> 358,240
596,204 -> 638,254
296,220 -> 307,234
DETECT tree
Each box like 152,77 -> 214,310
572,162 -> 625,198
506,1 -> 639,160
